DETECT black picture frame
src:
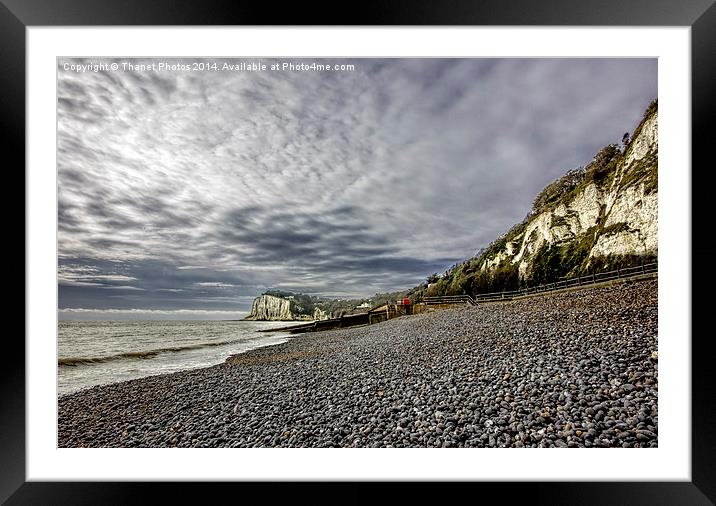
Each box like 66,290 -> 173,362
6,0 -> 715,504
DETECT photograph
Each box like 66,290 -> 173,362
6,0 -> 712,500
56,57 -> 660,449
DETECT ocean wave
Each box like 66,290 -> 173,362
58,337 -> 254,366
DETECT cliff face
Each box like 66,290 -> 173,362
245,294 -> 333,321
313,307 -> 330,321
480,103 -> 657,279
589,111 -> 658,260
245,294 -> 293,321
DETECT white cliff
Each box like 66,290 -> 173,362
245,294 -> 293,321
479,102 -> 658,279
312,307 -> 330,321
590,110 -> 658,259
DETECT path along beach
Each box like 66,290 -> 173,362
58,279 -> 658,448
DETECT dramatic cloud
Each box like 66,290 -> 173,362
57,58 -> 657,315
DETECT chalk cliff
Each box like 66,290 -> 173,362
245,294 -> 293,321
419,99 -> 658,298
483,101 -> 658,278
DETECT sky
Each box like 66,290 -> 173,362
57,58 -> 657,320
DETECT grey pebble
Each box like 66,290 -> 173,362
58,280 -> 658,449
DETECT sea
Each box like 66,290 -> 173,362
58,320 -> 301,396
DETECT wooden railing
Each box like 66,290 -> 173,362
423,294 -> 477,306
420,262 -> 657,305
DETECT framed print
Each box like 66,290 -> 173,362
7,0 -> 715,503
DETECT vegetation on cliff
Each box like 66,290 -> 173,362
249,100 -> 658,308
258,289 -> 411,319
406,99 -> 658,302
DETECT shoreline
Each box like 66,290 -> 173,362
57,320 -> 309,397
59,279 -> 658,448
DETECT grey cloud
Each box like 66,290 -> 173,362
57,58 -> 657,313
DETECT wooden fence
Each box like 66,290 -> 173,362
421,262 -> 657,305
423,294 -> 477,306
266,263 -> 657,335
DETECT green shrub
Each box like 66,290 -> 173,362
532,168 -> 586,212
585,144 -> 622,185
588,253 -> 657,272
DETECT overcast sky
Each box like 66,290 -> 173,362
57,58 -> 656,319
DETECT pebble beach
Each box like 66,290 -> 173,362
58,279 -> 658,448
